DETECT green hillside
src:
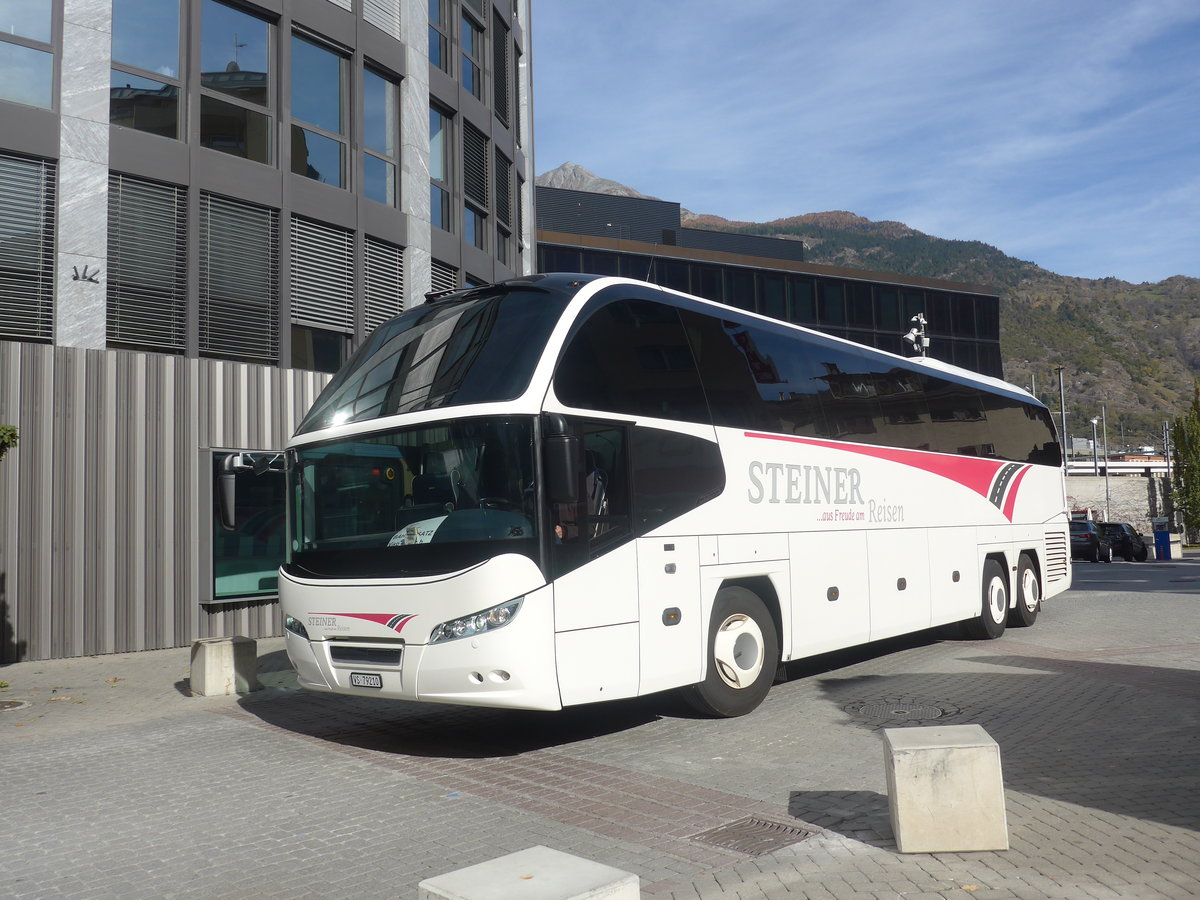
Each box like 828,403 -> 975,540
691,212 -> 1200,449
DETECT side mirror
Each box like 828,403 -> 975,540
217,453 -> 248,531
544,434 -> 580,504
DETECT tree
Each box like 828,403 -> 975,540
0,425 -> 16,462
1170,381 -> 1200,541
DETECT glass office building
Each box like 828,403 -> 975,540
537,187 -> 1003,379
0,0 -> 534,661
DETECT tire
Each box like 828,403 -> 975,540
1008,553 -> 1040,628
1135,546 -> 1148,562
964,558 -> 1008,640
1103,545 -> 1113,563
679,587 -> 779,718
1089,543 -> 1099,563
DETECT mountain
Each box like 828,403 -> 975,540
535,164 -> 1199,448
534,161 -> 659,199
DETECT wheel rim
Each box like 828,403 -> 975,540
713,613 -> 765,690
986,576 -> 1007,624
1021,568 -> 1040,613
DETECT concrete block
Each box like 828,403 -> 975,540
418,845 -> 639,900
189,636 -> 261,696
883,724 -> 1008,853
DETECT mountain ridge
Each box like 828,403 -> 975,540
536,163 -> 1199,446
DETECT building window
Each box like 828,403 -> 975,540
464,205 -> 485,250
199,192 -> 279,363
0,3 -> 54,109
291,32 -> 347,188
212,450 -> 285,601
290,215 -> 353,370
430,258 -> 458,293
200,0 -> 273,164
0,151 -> 55,341
107,174 -> 187,352
492,11 -> 510,127
430,104 -> 451,232
364,236 -> 404,332
428,0 -> 449,73
461,13 -> 483,100
363,0 -> 401,39
291,324 -> 346,374
463,121 -> 488,250
363,66 -> 399,206
111,0 -> 181,139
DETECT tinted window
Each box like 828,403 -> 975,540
555,298 -> 709,424
632,427 -> 725,534
681,311 -> 826,438
788,277 -> 816,324
847,282 -> 873,328
819,281 -> 846,325
299,287 -> 571,433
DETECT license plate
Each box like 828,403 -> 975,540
350,672 -> 383,689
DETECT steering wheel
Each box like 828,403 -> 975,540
478,497 -> 517,511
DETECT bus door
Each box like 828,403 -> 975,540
549,422 -> 641,705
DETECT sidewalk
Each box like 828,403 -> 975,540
2,560 -> 1198,898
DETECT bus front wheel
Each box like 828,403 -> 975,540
680,587 -> 779,718
964,558 -> 1008,640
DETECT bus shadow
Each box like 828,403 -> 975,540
238,654 -> 668,758
810,655 -> 1200,834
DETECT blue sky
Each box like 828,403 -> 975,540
532,0 -> 1200,283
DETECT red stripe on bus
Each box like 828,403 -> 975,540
1002,465 -> 1032,522
744,431 -> 1007,500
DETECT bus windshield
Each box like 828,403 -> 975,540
296,284 -> 571,434
286,416 -> 539,579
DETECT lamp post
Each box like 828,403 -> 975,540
1055,366 -> 1067,470
1102,404 -> 1111,521
1090,417 -> 1100,477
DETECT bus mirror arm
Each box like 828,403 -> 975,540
544,434 -> 580,504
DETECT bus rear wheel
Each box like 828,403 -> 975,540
964,558 -> 1008,640
680,587 -> 778,718
1008,553 -> 1040,628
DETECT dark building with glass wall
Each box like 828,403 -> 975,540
537,187 -> 1002,379
0,0 -> 534,661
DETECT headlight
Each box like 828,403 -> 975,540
284,615 -> 309,639
429,598 -> 522,644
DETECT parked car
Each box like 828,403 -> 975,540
1101,522 -> 1149,561
1069,520 -> 1113,562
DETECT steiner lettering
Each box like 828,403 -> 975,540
748,461 -> 863,505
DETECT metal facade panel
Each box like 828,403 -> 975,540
0,342 -> 330,661
534,186 -> 682,245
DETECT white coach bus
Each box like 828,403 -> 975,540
274,274 -> 1070,717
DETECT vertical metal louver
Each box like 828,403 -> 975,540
430,258 -> 458,293
492,13 -> 510,127
362,0 -> 401,38
0,152 -> 56,342
494,150 -> 512,225
107,174 -> 187,352
463,121 -> 489,207
290,215 -> 354,334
199,192 -> 279,363
364,236 -> 404,332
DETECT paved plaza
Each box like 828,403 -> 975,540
2,558 -> 1198,899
